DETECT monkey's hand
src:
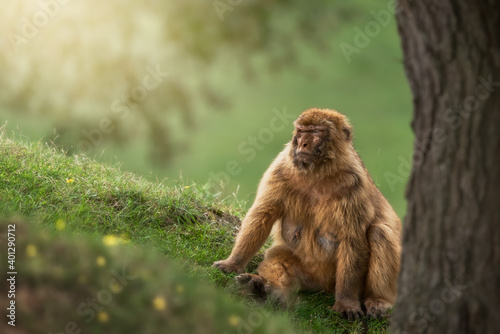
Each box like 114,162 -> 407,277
212,259 -> 244,274
330,299 -> 364,321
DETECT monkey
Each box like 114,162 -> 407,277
213,108 -> 402,320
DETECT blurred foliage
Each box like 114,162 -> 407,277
0,1 -> 412,218
0,0 -> 358,161
0,219 -> 296,334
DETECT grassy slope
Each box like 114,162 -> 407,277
0,134 -> 390,333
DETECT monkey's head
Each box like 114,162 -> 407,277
290,108 -> 353,171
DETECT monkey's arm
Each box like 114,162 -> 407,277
213,177 -> 284,274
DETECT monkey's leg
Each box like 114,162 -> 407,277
331,240 -> 368,320
236,245 -> 307,307
364,224 -> 401,318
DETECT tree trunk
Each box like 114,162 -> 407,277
392,1 -> 500,333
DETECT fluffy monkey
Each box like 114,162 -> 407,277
213,108 -> 402,319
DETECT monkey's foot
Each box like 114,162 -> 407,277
236,273 -> 271,299
330,299 -> 364,321
364,298 -> 392,318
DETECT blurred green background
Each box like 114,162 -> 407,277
0,0 -> 412,218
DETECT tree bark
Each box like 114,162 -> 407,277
392,1 -> 500,333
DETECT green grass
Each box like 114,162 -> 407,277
0,133 -> 391,333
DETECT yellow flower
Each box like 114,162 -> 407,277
109,282 -> 123,293
96,256 -> 106,267
97,311 -> 109,323
26,245 -> 37,257
55,219 -> 66,231
152,296 -> 167,310
228,315 -> 240,327
103,235 -> 130,246
176,285 -> 184,293
184,186 -> 190,189
66,178 -> 75,184
102,235 -> 118,246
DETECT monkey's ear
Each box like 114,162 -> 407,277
343,127 -> 352,141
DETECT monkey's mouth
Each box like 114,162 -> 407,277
296,150 -> 324,159
296,151 -> 311,157
293,151 -> 312,161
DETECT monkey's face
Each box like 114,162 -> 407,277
290,108 -> 353,172
291,125 -> 330,170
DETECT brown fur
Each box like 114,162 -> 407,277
213,108 -> 402,319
